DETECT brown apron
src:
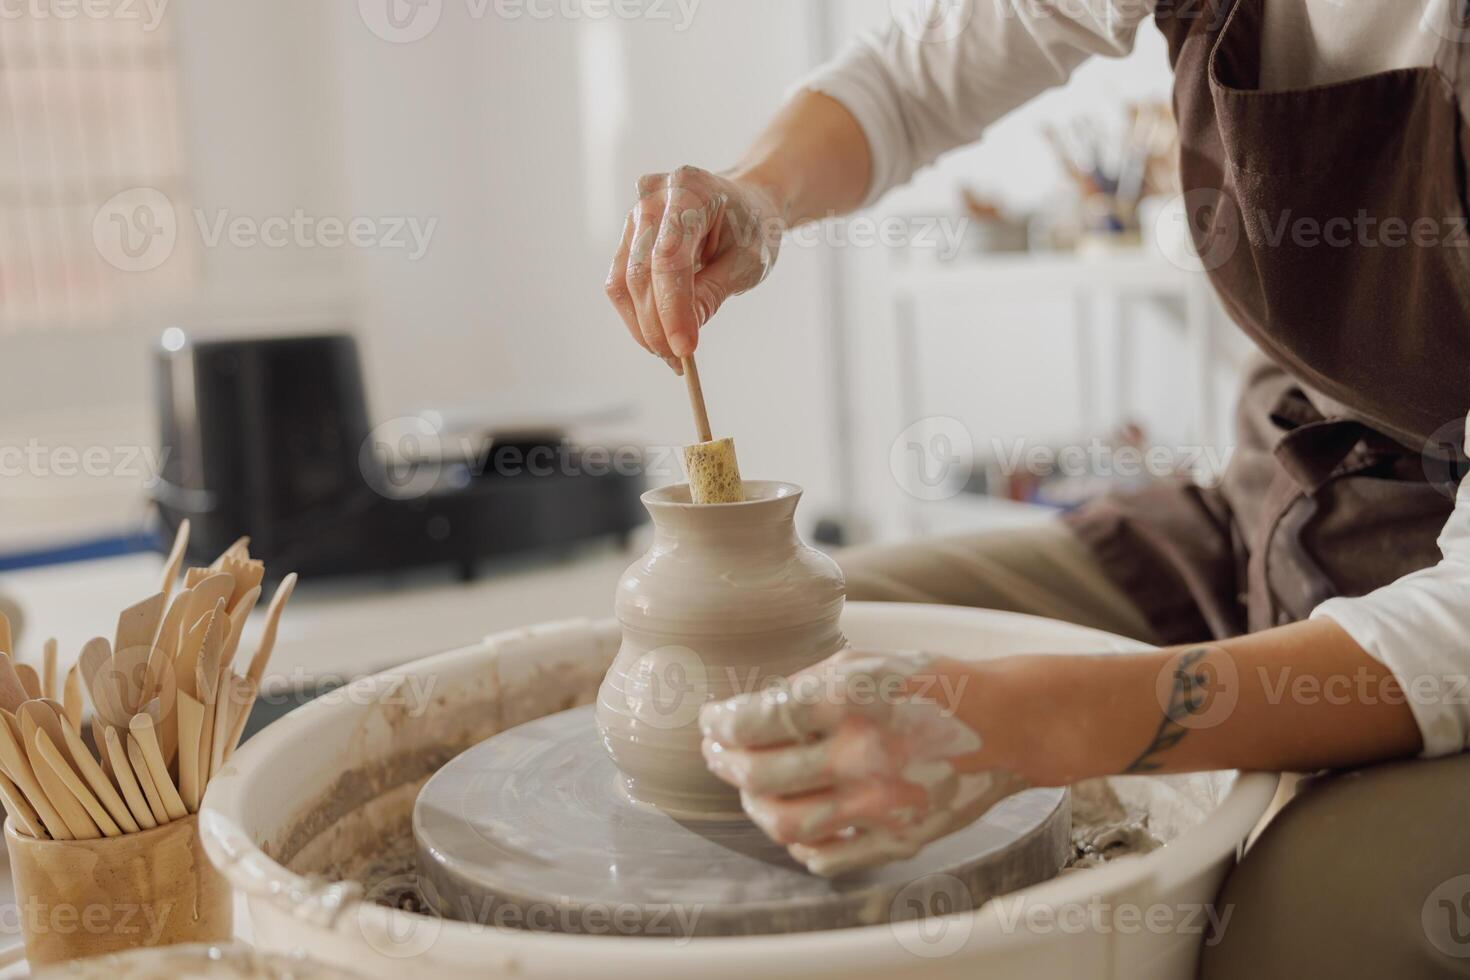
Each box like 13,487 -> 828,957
1067,0 -> 1470,643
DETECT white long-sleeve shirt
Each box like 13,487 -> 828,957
800,0 -> 1470,757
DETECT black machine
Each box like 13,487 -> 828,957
151,333 -> 646,579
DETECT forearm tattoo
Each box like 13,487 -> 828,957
1125,647 -> 1216,774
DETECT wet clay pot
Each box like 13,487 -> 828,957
595,481 -> 846,816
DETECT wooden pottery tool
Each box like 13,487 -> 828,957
103,726 -> 157,830
157,518 -> 190,597
130,714 -> 186,821
14,663 -> 41,700
33,728 -> 120,838
112,592 -> 166,713
0,656 -> 31,713
220,673 -> 259,763
20,708 -> 98,840
246,573 -> 297,687
125,734 -> 171,825
42,638 -> 57,701
57,709 -> 139,834
62,663 -> 82,729
0,711 -> 69,840
679,354 -> 744,503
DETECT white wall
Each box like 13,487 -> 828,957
7,0 -> 1233,550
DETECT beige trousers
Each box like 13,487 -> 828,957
837,522 -> 1470,978
838,520 -> 1161,644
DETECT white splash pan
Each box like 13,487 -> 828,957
200,602 -> 1277,980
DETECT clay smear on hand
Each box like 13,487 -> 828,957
700,649 -> 1026,876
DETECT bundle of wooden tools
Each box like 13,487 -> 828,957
0,520 -> 296,840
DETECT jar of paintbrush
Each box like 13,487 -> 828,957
0,522 -> 297,966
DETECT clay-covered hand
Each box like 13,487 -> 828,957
604,166 -> 784,365
698,648 -> 1028,876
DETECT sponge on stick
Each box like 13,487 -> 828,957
682,437 -> 744,504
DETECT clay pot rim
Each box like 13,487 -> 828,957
5,812 -> 199,851
643,480 -> 801,509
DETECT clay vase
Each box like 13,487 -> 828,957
596,481 -> 846,816
5,814 -> 233,966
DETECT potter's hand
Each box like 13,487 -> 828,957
699,648 -> 1027,876
604,166 -> 784,364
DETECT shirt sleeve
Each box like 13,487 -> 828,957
792,0 -> 1158,207
1312,418 -> 1470,757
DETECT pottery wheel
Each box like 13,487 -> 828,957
414,705 -> 1069,937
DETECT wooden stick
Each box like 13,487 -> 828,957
128,716 -> 186,821
0,611 -> 10,657
102,727 -> 156,830
79,638 -> 127,727
0,656 -> 30,714
23,724 -> 99,840
220,585 -> 261,672
113,592 -> 166,714
0,713 -> 69,840
175,692 -> 205,813
193,603 -> 225,797
221,674 -> 259,762
57,713 -> 139,834
14,664 -> 41,701
246,573 -> 297,687
126,735 -> 170,825
681,354 -> 713,443
62,664 -> 82,730
42,639 -> 57,702
0,768 -> 45,838
158,518 -> 191,597
34,730 -> 120,838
